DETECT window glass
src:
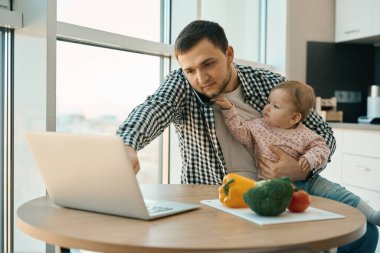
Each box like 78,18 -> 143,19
57,41 -> 164,184
201,0 -> 261,62
57,0 -> 161,42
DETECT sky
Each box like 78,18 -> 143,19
56,0 -> 162,120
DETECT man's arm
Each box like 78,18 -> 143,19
125,146 -> 140,173
116,70 -> 186,152
258,145 -> 309,181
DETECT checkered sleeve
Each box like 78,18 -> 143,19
116,70 -> 186,151
302,109 -> 336,177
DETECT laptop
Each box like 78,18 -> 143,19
25,132 -> 200,220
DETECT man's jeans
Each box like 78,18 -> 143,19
337,222 -> 378,253
294,175 -> 379,253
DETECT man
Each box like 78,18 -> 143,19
117,20 -> 378,252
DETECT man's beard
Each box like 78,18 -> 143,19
208,66 -> 233,98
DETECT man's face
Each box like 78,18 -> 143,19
177,38 -> 233,98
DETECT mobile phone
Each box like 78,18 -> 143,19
190,85 -> 213,106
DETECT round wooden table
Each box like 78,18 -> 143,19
17,184 -> 366,253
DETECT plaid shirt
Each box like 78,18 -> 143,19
116,64 -> 336,185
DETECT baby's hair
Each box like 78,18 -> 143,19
272,81 -> 315,121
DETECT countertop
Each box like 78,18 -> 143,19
328,122 -> 380,131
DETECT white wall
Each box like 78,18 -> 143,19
286,0 -> 335,81
266,0 -> 335,81
266,0 -> 287,76
200,0 -> 260,62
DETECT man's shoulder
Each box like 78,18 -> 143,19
236,64 -> 284,79
161,69 -> 188,90
165,68 -> 186,81
236,64 -> 286,102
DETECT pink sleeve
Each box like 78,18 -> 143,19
301,132 -> 331,169
221,106 -> 255,149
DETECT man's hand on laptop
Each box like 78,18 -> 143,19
126,146 -> 140,173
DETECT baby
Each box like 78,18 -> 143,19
213,80 -> 380,226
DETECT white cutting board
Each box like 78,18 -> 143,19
201,199 -> 345,225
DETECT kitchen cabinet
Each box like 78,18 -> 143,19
341,154 -> 380,194
335,0 -> 377,42
321,127 -> 380,252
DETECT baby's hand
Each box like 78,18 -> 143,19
298,156 -> 311,171
212,96 -> 233,110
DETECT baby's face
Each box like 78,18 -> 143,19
263,89 -> 299,129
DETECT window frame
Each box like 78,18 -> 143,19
1,26 -> 14,253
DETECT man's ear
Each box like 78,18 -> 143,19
226,46 -> 234,63
291,112 -> 302,125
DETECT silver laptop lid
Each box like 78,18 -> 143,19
25,132 -> 151,219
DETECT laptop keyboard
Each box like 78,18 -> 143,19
146,205 -> 173,214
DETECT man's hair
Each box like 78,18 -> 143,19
174,20 -> 228,58
272,81 -> 316,121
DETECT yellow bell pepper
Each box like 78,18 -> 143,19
218,173 -> 256,208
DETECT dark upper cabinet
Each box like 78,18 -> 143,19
306,41 -> 375,123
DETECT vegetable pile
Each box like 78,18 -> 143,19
219,174 -> 311,216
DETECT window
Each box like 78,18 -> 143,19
56,41 -> 167,183
11,1 -> 266,251
56,1 -> 170,185
57,0 -> 162,42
